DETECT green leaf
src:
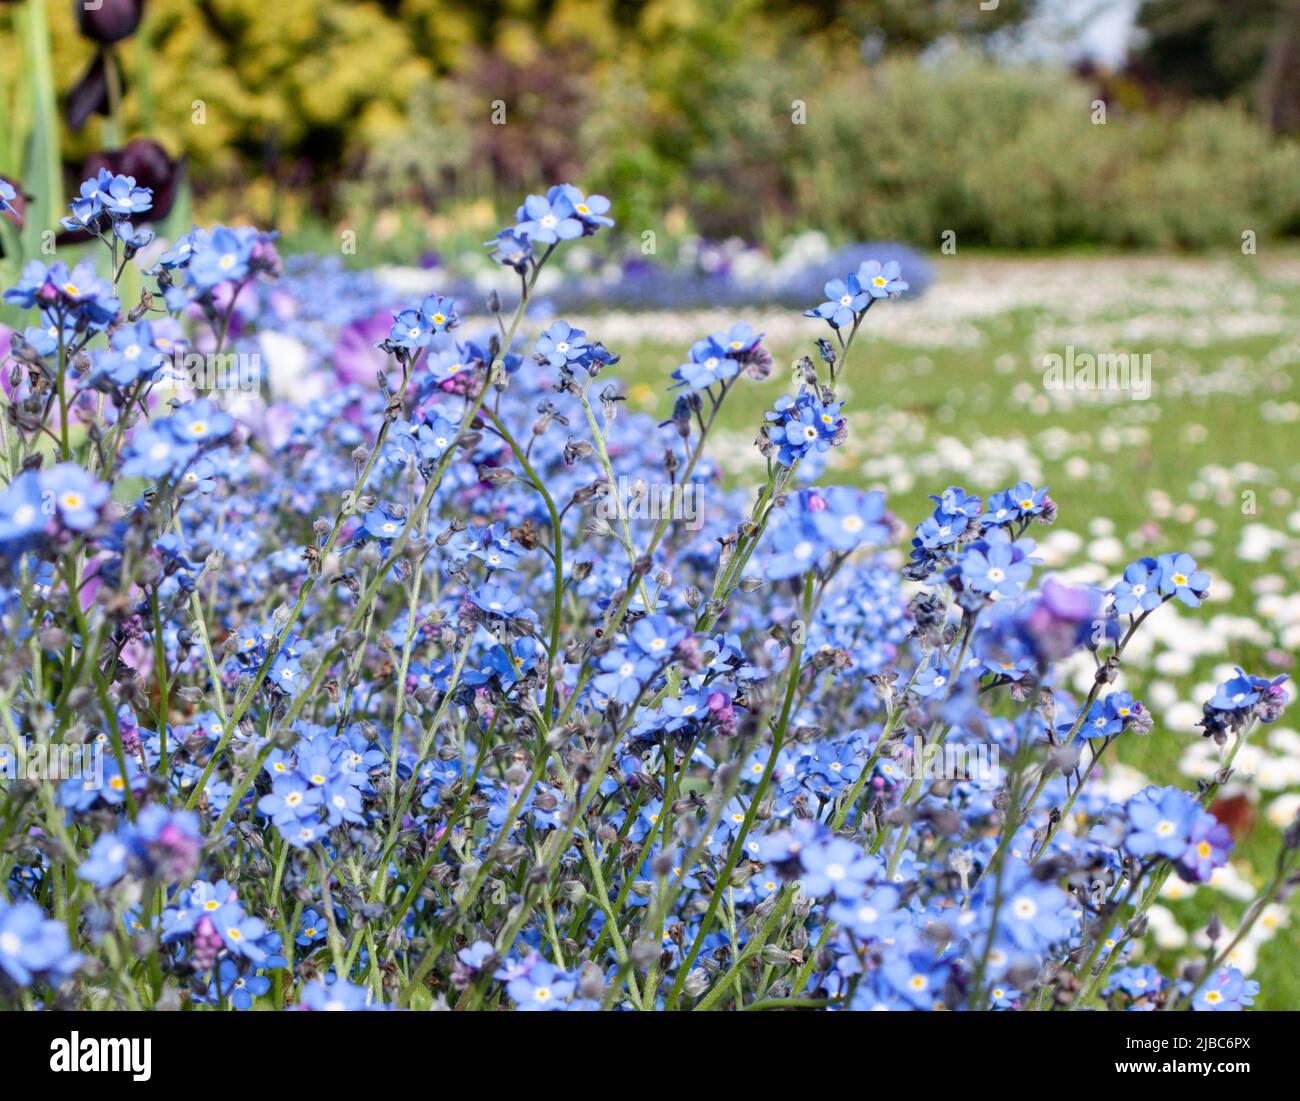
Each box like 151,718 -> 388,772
0,209 -> 22,329
157,167 -> 193,242
17,0 -> 62,263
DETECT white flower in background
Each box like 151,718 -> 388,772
1266,792 -> 1300,829
1154,651 -> 1194,677
1092,764 -> 1153,805
1087,536 -> 1124,565
1207,864 -> 1257,902
1147,905 -> 1187,950
1148,680 -> 1179,710
1256,754 -> 1300,790
1221,939 -> 1258,975
1162,702 -> 1202,734
1269,728 -> 1300,755
1238,523 -> 1290,562
1252,904 -> 1290,939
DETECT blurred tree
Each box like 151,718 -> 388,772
1133,0 -> 1300,131
762,0 -> 1039,47
399,0 -> 1040,49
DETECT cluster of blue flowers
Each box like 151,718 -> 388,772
0,462 -> 109,555
256,723 -> 371,849
1112,553 -> 1211,611
61,167 -> 153,233
763,388 -> 846,467
804,259 -> 908,329
5,258 -> 119,331
1119,786 -> 1232,881
159,879 -> 285,989
760,486 -> 890,580
80,806 -> 203,888
1104,962 -> 1260,1011
0,167 -> 1293,1016
154,223 -> 281,312
121,398 -> 236,481
671,322 -> 765,391
486,183 -> 613,273
906,481 -> 1051,581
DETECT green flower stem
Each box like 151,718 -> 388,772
60,555 -> 140,819
1070,720 -> 1258,1010
664,570 -> 815,1009
182,366 -> 415,810
571,781 -> 652,954
966,744 -> 1041,1009
482,408 -> 565,720
693,887 -> 795,1011
787,919 -> 835,998
193,258 -> 537,828
351,721 -> 491,958
577,385 -> 655,613
1068,869 -> 1149,1010
150,586 -> 171,780
396,752 -> 554,1004
366,632 -> 476,895
1032,734 -> 1116,860
695,464 -> 791,634
315,845 -> 348,980
1175,844 -> 1298,1010
743,995 -> 839,1010
56,325 -> 70,459
386,527 -> 427,777
581,835 -> 644,1010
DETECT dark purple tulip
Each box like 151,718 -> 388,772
85,139 -> 183,221
57,140 -> 184,247
66,53 -> 109,133
76,0 -> 144,45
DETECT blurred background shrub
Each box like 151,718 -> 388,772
3,0 -> 1300,255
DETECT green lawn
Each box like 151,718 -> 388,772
591,252 -> 1300,1006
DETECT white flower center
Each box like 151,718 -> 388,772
1013,896 -> 1037,920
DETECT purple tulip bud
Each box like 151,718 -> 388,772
57,139 -> 184,248
76,0 -> 145,45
